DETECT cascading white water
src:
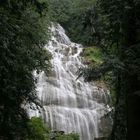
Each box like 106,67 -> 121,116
33,24 -> 110,140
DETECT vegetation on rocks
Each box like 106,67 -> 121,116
81,46 -> 103,66
27,117 -> 79,140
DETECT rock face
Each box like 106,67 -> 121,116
99,115 -> 112,138
32,24 -> 112,140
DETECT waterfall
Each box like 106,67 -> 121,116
32,24 -> 110,140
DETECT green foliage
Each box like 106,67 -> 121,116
64,2 -> 99,45
0,0 -> 51,139
55,133 -> 79,140
81,46 -> 103,65
79,0 -> 140,139
27,117 -> 50,140
81,46 -> 119,106
48,0 -> 73,23
96,1 -> 140,139
26,117 -> 80,140
48,0 -> 97,45
79,57 -> 124,82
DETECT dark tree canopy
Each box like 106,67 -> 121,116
0,0 -> 51,139
80,0 -> 140,140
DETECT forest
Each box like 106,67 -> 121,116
0,0 -> 140,140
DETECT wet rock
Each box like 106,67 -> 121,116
63,47 -> 70,56
49,70 -> 57,77
72,47 -> 77,55
46,78 -> 60,88
98,114 -> 112,138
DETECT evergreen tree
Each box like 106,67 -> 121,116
81,0 -> 140,139
0,0 -> 51,139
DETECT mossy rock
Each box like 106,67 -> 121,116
82,46 -> 104,66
